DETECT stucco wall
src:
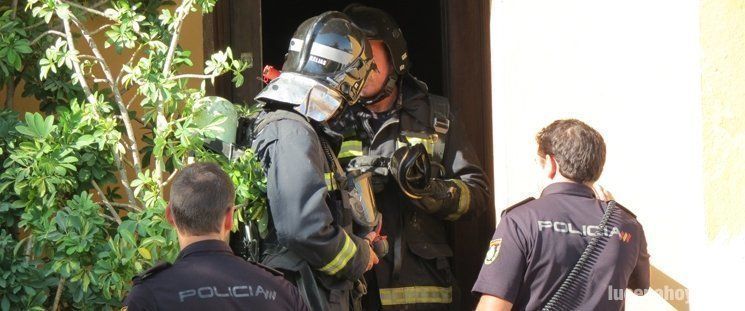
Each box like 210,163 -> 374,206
701,0 -> 745,240
489,0 -> 706,309
698,0 -> 745,307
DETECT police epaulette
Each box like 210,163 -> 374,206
251,261 -> 284,277
501,197 -> 535,216
132,262 -> 172,285
612,201 -> 637,219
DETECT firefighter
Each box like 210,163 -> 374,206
250,11 -> 379,311
338,5 -> 491,310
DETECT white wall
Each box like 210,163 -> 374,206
490,0 -> 701,309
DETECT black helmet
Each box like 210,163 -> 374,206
343,4 -> 409,105
255,11 -> 374,122
343,4 -> 409,75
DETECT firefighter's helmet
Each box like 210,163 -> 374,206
343,4 -> 410,105
255,11 -> 374,122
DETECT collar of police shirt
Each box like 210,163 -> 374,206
176,239 -> 233,261
540,182 -> 596,200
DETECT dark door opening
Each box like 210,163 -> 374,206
261,0 -> 445,96
204,1 -> 493,309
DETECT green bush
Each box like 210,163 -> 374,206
0,0 -> 261,309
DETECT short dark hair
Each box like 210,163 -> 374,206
169,162 -> 235,235
536,119 -> 606,183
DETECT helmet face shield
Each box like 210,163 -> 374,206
256,11 -> 375,122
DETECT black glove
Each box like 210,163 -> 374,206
389,144 -> 467,218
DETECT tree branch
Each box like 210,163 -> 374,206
162,169 -> 179,188
110,202 -> 143,212
101,213 -> 116,222
161,0 -> 194,77
68,13 -> 143,175
11,0 -> 18,19
89,23 -> 112,36
5,79 -> 15,110
62,16 -> 139,207
112,149 -> 138,207
5,0 -> 19,110
24,235 -> 34,261
30,30 -> 66,45
92,180 -> 122,224
167,73 -> 220,81
63,0 -> 109,19
51,277 -> 66,311
155,0 -> 194,193
61,18 -> 99,116
25,0 -> 110,31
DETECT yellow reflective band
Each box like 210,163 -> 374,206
339,140 -> 363,158
318,231 -> 357,275
446,180 -> 471,221
379,286 -> 453,305
324,172 -> 336,191
404,136 -> 436,156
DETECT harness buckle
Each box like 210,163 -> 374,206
433,116 -> 450,135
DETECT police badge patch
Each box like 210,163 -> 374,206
484,239 -> 502,265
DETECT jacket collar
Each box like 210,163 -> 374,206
176,239 -> 233,260
540,182 -> 596,199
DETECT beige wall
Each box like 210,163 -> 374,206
701,0 -> 745,240
698,0 -> 745,307
490,0 -> 745,309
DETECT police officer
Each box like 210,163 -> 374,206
338,5 -> 491,310
123,162 -> 307,311
472,119 -> 650,311
250,12 -> 378,311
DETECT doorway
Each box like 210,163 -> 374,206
204,1 -> 493,308
261,0 -> 445,96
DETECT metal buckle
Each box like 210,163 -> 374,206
433,116 -> 450,135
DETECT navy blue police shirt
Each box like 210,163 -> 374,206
472,182 -> 650,310
124,239 -> 308,311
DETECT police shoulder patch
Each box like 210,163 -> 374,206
484,239 -> 502,265
132,262 -> 172,285
612,201 -> 636,219
501,197 -> 535,216
251,261 -> 284,277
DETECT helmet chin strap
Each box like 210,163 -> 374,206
360,73 -> 399,106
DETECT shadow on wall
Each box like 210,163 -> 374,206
650,265 -> 689,310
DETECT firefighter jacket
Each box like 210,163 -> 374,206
251,108 -> 372,311
338,77 -> 491,310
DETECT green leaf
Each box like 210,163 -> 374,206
74,134 -> 94,148
137,247 -> 152,260
7,50 -> 20,71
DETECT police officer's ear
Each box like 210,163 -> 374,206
222,205 -> 234,232
165,203 -> 177,228
543,154 -> 558,180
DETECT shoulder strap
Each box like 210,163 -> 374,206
428,95 -> 450,166
614,202 -> 636,218
251,261 -> 285,277
132,262 -> 172,285
501,197 -> 535,216
255,109 -> 312,134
